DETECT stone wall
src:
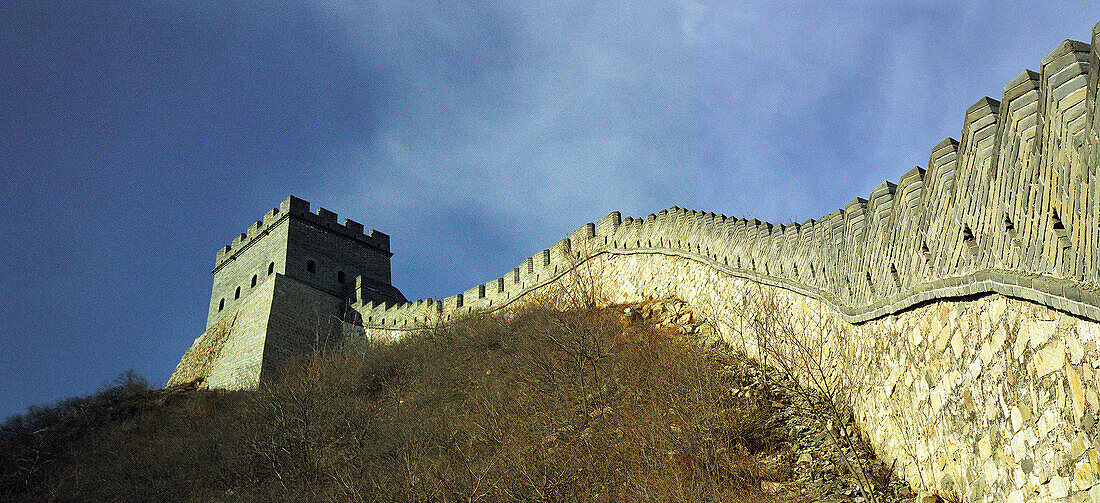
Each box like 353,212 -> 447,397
260,274 -> 346,380
366,250 -> 1100,502
357,22 -> 1100,331
173,275 -> 278,389
347,23 -> 1100,501
171,273 -> 352,389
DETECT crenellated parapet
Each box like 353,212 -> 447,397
213,195 -> 390,274
360,23 -> 1100,331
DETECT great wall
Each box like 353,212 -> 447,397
170,21 -> 1100,502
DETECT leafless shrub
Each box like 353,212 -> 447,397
734,287 -> 881,502
2,287 -> 798,502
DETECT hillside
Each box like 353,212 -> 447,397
3,300 -> 918,502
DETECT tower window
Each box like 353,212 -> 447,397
268,262 -> 274,275
235,286 -> 241,299
337,271 -> 345,283
307,260 -> 316,273
219,298 -> 224,311
251,275 -> 257,287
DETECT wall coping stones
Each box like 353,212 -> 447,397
233,21 -> 1096,350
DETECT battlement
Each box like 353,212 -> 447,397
354,23 -> 1100,330
213,196 -> 390,272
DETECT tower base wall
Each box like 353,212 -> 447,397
168,274 -> 344,389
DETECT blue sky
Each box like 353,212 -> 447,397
0,1 -> 1095,419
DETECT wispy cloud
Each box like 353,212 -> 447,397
299,1 -> 1097,299
310,0 -> 700,296
694,1 -> 1098,223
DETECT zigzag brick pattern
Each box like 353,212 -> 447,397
357,24 -> 1100,331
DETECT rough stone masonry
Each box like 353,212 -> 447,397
172,21 -> 1100,502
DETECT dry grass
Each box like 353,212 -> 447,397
1,303 -> 795,502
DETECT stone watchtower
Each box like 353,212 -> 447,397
169,196 -> 406,389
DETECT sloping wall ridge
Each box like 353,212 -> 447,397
355,22 -> 1100,329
